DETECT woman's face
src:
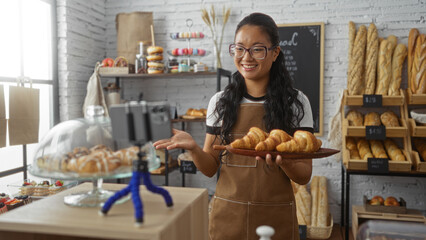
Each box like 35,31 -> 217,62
233,25 -> 280,82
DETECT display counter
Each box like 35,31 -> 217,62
0,182 -> 209,240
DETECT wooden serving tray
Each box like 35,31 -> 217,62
213,145 -> 339,159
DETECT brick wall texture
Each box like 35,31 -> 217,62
57,0 -> 426,224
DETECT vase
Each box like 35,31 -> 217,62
213,44 -> 222,70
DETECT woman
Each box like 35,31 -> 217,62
154,13 -> 313,240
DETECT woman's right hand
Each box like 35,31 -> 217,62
153,128 -> 197,151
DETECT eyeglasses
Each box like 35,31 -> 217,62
229,44 -> 276,60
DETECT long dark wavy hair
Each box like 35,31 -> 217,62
213,13 -> 305,144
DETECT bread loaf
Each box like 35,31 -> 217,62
310,176 -> 319,227
384,139 -> 405,161
414,34 -> 426,94
413,138 -> 426,161
347,21 -> 357,91
388,44 -> 407,96
411,34 -> 426,94
347,110 -> 364,126
375,40 -> 393,95
365,23 -> 379,94
296,193 -> 307,225
364,112 -> 381,126
380,111 -> 400,127
349,25 -> 367,95
408,28 -> 420,91
357,139 -> 373,160
317,176 -> 329,227
370,140 -> 388,158
346,137 -> 357,150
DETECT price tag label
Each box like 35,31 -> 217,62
180,160 -> 197,174
363,94 -> 382,107
365,126 -> 386,140
298,225 -> 307,240
368,158 -> 389,173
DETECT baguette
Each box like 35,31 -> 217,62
347,21 -> 357,91
349,25 -> 367,95
413,138 -> 426,161
388,44 -> 407,96
369,140 -> 388,158
295,193 -> 307,225
317,176 -> 329,227
411,34 -> 425,93
387,35 -> 398,54
408,28 -> 420,92
357,138 -> 373,160
375,40 -> 393,95
297,185 -> 312,226
365,23 -> 379,94
383,139 -> 405,161
414,34 -> 426,94
310,176 -> 319,227
346,137 -> 357,150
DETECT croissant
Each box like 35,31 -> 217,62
230,127 -> 268,149
383,139 -> 405,161
369,140 -> 388,158
276,130 -> 322,153
346,137 -> 358,150
255,129 -> 291,151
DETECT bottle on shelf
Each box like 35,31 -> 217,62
135,41 -> 147,74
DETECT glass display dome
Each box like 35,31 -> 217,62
29,105 -> 160,207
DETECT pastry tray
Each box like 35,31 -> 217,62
213,145 -> 339,159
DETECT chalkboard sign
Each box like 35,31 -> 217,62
365,126 -> 386,140
368,158 -> 389,173
278,23 -> 324,136
180,160 -> 197,174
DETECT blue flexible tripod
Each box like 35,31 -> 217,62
99,103 -> 173,226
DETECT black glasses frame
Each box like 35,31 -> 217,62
229,44 -> 277,60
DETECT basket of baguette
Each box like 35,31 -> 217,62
293,176 -> 333,239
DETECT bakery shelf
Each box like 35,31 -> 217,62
342,136 -> 413,172
408,118 -> 426,136
342,118 -> 409,137
343,89 -> 405,106
99,71 -> 217,79
405,89 -> 426,105
172,117 -> 206,123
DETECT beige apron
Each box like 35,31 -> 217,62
209,103 -> 299,240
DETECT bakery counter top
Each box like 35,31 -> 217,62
0,182 -> 209,240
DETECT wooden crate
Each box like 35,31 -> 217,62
344,89 -> 405,106
408,118 -> 426,136
406,89 -> 426,105
352,205 -> 425,240
342,118 -> 408,138
363,196 -> 407,214
342,136 -> 413,172
99,65 -> 135,75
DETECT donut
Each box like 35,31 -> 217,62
147,62 -> 165,68
114,56 -> 128,67
147,46 -> 163,55
146,55 -> 163,61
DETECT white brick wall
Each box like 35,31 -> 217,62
58,0 -> 426,224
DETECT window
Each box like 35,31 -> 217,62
0,0 -> 58,187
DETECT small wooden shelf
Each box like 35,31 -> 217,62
100,71 -> 217,79
343,89 -> 405,106
172,117 -> 206,123
406,89 -> 426,105
342,119 -> 409,138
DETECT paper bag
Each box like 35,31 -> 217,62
9,80 -> 40,146
116,11 -> 153,64
83,62 -> 109,117
0,85 -> 6,147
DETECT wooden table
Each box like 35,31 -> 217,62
0,183 -> 209,240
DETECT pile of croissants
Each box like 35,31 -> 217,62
230,127 -> 322,153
